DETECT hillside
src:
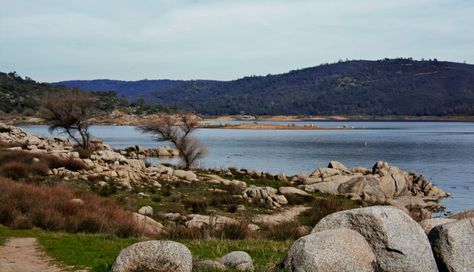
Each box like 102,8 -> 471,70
55,58 -> 474,116
0,72 -> 176,116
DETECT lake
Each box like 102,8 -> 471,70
21,121 -> 474,213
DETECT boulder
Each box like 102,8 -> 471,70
310,167 -> 342,179
69,198 -> 84,206
218,251 -> 254,271
428,218 -> 474,272
138,205 -> 154,216
111,240 -> 192,272
312,206 -> 438,272
157,147 -> 171,156
132,213 -> 164,236
419,218 -> 456,234
285,228 -> 377,272
98,150 -> 126,162
278,186 -> 310,197
185,214 -> 238,229
173,169 -> 198,181
327,160 -> 349,171
128,159 -> 145,170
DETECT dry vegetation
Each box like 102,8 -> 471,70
0,178 -> 142,237
0,148 -> 86,181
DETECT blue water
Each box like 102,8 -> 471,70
22,121 -> 474,213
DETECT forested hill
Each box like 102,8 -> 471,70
55,59 -> 474,116
0,72 -> 176,116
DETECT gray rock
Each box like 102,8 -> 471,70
312,206 -> 438,272
279,186 -> 311,197
419,218 -> 457,234
285,228 -> 378,272
132,213 -> 164,236
173,169 -> 198,181
218,251 -> 254,271
428,218 -> 474,272
138,205 -> 153,216
111,240 -> 192,272
327,160 -> 349,171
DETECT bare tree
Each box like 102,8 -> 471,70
142,113 -> 206,169
40,91 -> 94,149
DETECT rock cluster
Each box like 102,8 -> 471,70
243,186 -> 288,208
296,161 -> 449,218
119,145 -> 179,159
0,124 -> 198,189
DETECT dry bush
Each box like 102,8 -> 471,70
262,221 -> 309,241
0,178 -> 141,237
217,221 -> 250,240
0,149 -> 86,180
0,161 -> 49,180
166,225 -> 207,240
142,113 -> 206,169
300,197 -> 365,227
183,198 -> 209,214
40,91 -> 94,149
209,194 -> 244,208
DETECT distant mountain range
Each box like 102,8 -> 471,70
54,58 -> 474,116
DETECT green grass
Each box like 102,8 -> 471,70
0,225 -> 290,272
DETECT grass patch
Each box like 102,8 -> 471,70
0,225 -> 290,272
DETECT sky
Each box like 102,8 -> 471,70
0,0 -> 473,82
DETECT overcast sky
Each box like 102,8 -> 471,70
1,0 -> 473,82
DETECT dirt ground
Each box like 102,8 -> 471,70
0,238 -> 65,272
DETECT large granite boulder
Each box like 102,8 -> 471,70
312,206 -> 437,272
111,240 -> 192,272
428,218 -> 474,272
285,228 -> 378,272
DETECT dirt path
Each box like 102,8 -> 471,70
253,205 -> 311,225
0,237 -> 65,272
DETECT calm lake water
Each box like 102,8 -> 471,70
22,121 -> 474,213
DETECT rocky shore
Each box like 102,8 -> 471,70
1,122 -> 472,271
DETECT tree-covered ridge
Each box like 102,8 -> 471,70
56,58 -> 474,116
0,72 -> 177,116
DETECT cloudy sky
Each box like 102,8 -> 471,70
1,0 -> 473,82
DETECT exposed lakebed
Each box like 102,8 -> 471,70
22,121 -> 474,213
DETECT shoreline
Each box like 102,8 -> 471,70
2,114 -> 474,128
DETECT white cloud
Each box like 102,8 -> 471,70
0,0 -> 472,81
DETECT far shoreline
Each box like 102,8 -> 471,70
2,114 -> 474,128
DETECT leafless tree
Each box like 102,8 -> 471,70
40,91 -> 94,149
142,113 -> 206,169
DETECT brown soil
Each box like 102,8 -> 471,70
0,238 -> 65,272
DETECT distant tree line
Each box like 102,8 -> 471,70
55,58 -> 474,116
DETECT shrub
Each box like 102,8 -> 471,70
0,178 -> 142,237
183,198 -> 208,214
262,221 -> 308,241
299,197 -> 365,227
0,127 -> 12,133
75,147 -> 94,159
0,149 -> 86,180
209,194 -> 243,208
217,222 -> 250,240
